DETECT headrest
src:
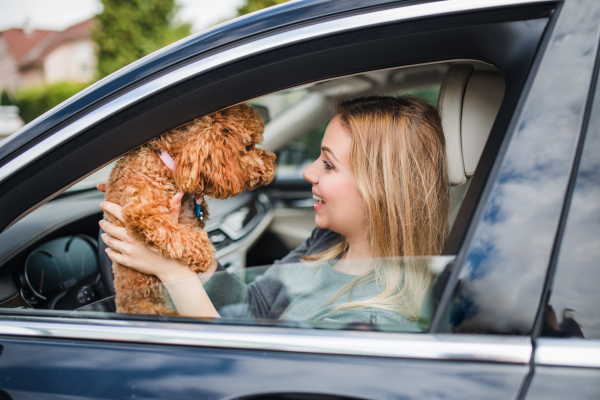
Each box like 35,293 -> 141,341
437,65 -> 505,186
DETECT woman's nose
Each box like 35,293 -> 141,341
303,159 -> 319,184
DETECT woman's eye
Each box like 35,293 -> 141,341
323,160 -> 334,170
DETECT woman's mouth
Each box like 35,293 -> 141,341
313,194 -> 325,210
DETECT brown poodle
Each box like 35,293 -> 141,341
104,104 -> 276,315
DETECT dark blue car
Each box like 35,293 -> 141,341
0,0 -> 599,398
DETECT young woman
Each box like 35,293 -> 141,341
98,95 -> 450,324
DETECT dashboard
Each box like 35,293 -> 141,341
20,235 -> 99,309
0,189 -> 273,311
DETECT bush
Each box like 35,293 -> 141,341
1,90 -> 14,106
14,81 -> 91,123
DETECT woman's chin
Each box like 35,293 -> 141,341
314,216 -> 328,230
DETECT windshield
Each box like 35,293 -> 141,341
73,256 -> 453,332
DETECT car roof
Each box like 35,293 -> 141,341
0,0 -> 415,163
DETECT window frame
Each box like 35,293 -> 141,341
0,0 -> 558,353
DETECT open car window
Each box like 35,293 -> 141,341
0,60 -> 504,335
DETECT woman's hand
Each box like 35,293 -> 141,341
99,192 -> 196,282
98,183 -> 218,282
98,185 -> 220,317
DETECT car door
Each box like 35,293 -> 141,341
522,21 -> 600,399
1,1 -> 594,399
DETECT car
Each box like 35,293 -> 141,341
0,0 -> 599,398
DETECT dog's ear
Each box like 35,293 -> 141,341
172,109 -> 253,198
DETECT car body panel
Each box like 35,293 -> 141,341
541,21 -> 600,340
0,335 -> 528,400
445,0 -> 600,335
525,366 -> 600,400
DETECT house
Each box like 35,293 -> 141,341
0,18 -> 96,93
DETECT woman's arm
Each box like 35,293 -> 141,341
97,185 -> 338,319
99,198 -> 220,318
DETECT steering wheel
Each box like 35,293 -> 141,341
97,227 -> 116,297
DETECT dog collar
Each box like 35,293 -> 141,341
158,148 -> 204,220
157,149 -> 176,171
194,194 -> 204,220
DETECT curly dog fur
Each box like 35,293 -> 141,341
104,104 -> 276,315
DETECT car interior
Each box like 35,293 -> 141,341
0,60 -> 505,328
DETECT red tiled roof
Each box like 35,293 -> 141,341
21,18 -> 96,67
1,18 -> 95,68
0,28 -> 56,63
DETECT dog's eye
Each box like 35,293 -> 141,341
246,144 -> 254,151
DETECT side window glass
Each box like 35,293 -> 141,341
543,74 -> 600,339
79,257 -> 454,332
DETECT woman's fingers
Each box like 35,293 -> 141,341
104,247 -> 127,266
99,219 -> 131,243
101,195 -> 183,225
100,201 -> 124,222
97,183 -> 106,192
100,231 -> 128,254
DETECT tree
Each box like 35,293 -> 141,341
237,0 -> 289,17
93,0 -> 191,78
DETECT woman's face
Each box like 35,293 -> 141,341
303,115 -> 367,239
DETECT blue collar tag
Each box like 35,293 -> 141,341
194,194 -> 204,221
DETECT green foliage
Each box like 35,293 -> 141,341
93,0 -> 191,78
237,0 -> 289,16
398,86 -> 441,107
1,90 -> 14,106
13,81 -> 90,123
278,122 -> 327,168
297,123 -> 327,161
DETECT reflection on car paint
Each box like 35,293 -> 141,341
546,47 -> 600,339
450,0 -> 600,334
0,338 -> 528,400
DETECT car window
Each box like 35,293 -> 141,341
542,69 -> 600,340
0,60 -> 504,336
75,256 -> 453,332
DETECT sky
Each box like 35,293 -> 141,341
0,0 -> 246,33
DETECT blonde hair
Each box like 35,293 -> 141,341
304,95 -> 450,320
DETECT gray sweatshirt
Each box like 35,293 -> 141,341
204,228 -> 417,326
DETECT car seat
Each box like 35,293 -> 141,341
437,64 -> 505,227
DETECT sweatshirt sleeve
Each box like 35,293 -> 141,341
203,262 -> 248,311
204,228 -> 337,319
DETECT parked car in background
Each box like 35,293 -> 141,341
0,0 -> 599,399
